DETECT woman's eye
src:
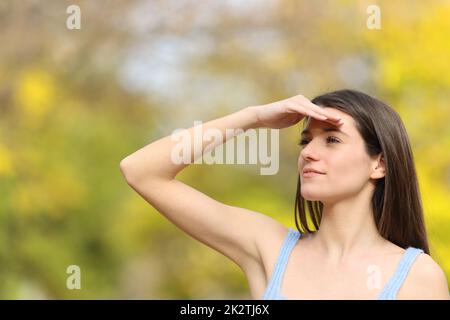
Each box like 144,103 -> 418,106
326,136 -> 340,144
298,139 -> 309,146
298,136 -> 340,146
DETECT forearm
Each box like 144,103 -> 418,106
120,106 -> 260,184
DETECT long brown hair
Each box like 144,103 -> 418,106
294,89 -> 430,254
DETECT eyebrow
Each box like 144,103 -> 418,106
301,127 -> 350,137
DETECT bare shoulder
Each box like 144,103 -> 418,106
398,252 -> 450,300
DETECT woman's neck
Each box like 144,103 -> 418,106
312,193 -> 387,263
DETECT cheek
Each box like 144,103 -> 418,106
329,153 -> 372,188
297,145 -> 370,177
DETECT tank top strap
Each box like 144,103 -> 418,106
377,247 -> 424,300
262,227 -> 301,299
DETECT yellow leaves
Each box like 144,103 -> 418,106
365,2 -> 450,90
0,143 -> 13,177
419,172 -> 449,223
416,160 -> 450,279
14,69 -> 56,125
11,165 -> 87,218
380,58 -> 403,91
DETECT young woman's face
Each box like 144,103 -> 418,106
298,107 -> 379,204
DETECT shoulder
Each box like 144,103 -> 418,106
397,252 -> 450,300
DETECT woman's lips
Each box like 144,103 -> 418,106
302,171 -> 325,178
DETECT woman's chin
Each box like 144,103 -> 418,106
301,194 -> 323,201
300,188 -> 325,201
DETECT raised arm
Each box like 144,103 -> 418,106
119,95 -> 340,273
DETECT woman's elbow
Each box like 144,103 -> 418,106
119,156 -> 138,185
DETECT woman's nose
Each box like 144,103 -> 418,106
300,141 -> 320,160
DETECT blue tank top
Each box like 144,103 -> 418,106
262,228 -> 424,300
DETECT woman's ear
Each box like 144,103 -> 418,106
371,153 -> 385,179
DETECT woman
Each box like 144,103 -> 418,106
119,89 -> 449,300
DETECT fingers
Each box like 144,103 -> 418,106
285,102 -> 328,122
292,95 -> 342,124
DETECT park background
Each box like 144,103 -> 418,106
0,0 -> 449,298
